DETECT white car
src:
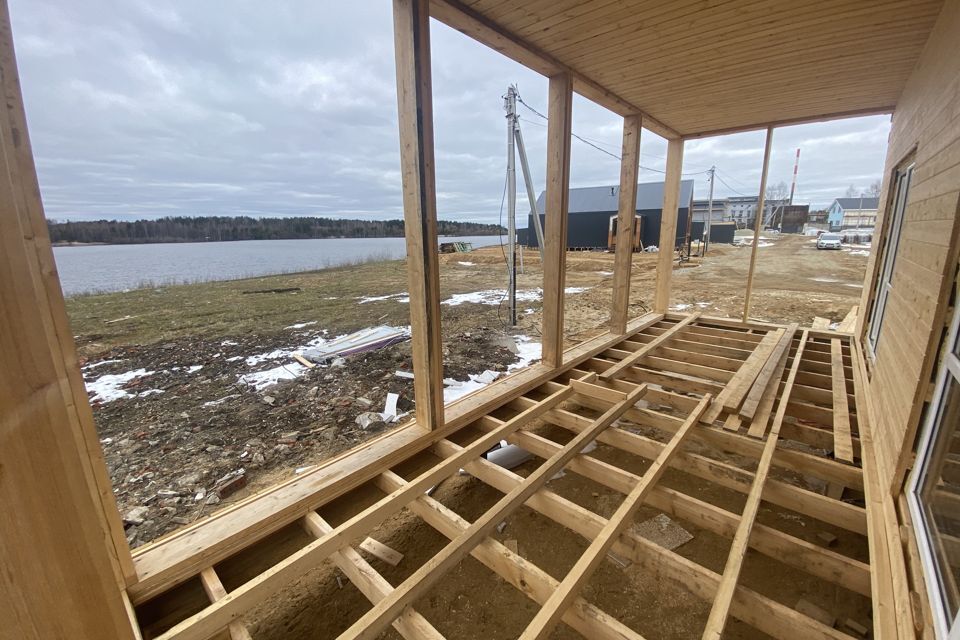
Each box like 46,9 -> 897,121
817,233 -> 843,250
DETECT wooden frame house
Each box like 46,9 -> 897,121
2,0 -> 959,638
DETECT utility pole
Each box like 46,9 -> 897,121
504,86 -> 518,326
705,165 -> 715,254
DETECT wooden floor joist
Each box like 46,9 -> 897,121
702,330 -> 810,640
599,312 -> 701,380
831,339 -> 855,463
128,315 -> 870,640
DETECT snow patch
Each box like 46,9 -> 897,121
457,261 -> 476,266
442,289 -> 541,306
564,287 -> 590,294
849,250 -> 870,257
443,336 -> 542,405
284,321 -> 317,330
239,363 -> 308,391
357,293 -> 410,304
85,369 -> 155,403
82,359 -> 124,371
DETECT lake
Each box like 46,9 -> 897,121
52,235 -> 503,296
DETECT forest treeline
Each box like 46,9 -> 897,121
47,216 -> 505,244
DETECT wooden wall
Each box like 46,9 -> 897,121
861,0 -> 960,494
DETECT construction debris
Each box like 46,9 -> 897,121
359,538 -> 403,566
632,514 -> 694,551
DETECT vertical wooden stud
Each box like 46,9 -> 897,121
609,114 -> 642,334
742,126 -> 774,323
0,1 -> 138,636
393,0 -> 444,428
542,73 -> 573,368
653,138 -> 684,313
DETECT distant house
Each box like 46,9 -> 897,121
528,180 -> 695,250
826,196 -> 879,230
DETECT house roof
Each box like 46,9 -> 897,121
834,197 -> 880,210
534,179 -> 694,215
430,1 -> 943,138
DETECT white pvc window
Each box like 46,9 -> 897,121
868,164 -> 913,355
909,304 -> 960,638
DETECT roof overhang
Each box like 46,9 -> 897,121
430,0 -> 944,139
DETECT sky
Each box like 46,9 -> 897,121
10,1 -> 893,225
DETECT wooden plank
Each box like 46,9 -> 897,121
426,0 -> 680,139
653,138 -> 684,312
0,3 -> 140,636
128,313 -> 663,605
741,126 -> 773,323
700,328 -> 783,425
358,538 -> 404,567
461,422 -> 870,597
198,569 -> 252,640
831,339 -> 855,463
154,383 -> 577,640
541,72 -> 573,368
609,113 -> 642,335
337,384 -> 649,640
702,331 -> 809,640
394,0 -> 444,429
812,316 -> 831,329
600,312 -> 700,380
375,472 -> 645,640
430,435 -> 848,640
301,513 -> 443,640
519,395 -> 711,639
746,336 -> 793,439
740,324 -> 797,420
837,306 -> 858,333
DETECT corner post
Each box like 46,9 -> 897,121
393,0 -> 444,428
609,115 -> 642,334
542,73 -> 573,368
743,126 -> 774,323
653,138 -> 684,313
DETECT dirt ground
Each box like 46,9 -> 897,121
70,235 -> 870,638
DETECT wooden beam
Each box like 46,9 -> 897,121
741,324 -> 798,421
831,339 -> 855,463
154,384 -> 576,640
609,114 -> 642,334
301,513 -> 443,640
519,395 -> 710,639
394,0 -> 444,429
338,385 -> 649,640
542,72 -> 573,368
702,330 -> 809,640
198,569 -> 252,640
128,313 -> 663,605
375,472 -> 645,640
653,138 -> 684,312
742,126 -> 774,323
601,313 -> 700,381
426,0 -> 680,139
467,420 -> 870,597
681,105 -> 894,140
0,3 -> 139,637
431,436 -> 848,640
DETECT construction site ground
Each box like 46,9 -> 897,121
68,234 -> 871,639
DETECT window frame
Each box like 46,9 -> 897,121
909,303 -> 960,639
867,162 -> 914,356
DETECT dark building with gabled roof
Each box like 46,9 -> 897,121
527,179 -> 695,250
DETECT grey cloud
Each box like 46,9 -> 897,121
11,1 -> 888,224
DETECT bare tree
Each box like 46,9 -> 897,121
867,179 -> 882,197
844,184 -> 859,198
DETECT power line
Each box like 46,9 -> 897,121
714,171 -> 753,197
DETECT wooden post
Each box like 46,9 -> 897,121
393,0 -> 444,429
609,114 -> 642,334
542,73 -> 573,368
742,126 -> 774,323
0,1 -> 138,636
653,138 -> 684,313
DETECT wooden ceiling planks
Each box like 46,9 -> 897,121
432,0 -> 945,137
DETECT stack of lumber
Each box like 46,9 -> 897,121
700,324 -> 799,437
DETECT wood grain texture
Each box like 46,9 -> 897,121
653,138 -> 684,312
609,113 -> 642,334
541,72 -> 573,367
394,0 -> 445,429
